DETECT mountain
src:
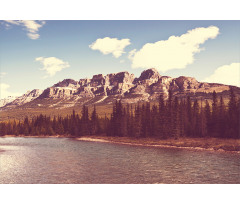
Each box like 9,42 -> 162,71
1,68 -> 239,111
0,96 -> 17,108
1,89 -> 43,108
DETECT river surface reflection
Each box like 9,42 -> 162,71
0,137 -> 239,184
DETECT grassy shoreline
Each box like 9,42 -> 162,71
76,136 -> 240,153
1,135 -> 240,153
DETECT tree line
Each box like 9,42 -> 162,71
0,88 -> 239,139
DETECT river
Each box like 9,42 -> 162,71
0,137 -> 239,184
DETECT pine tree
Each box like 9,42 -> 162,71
121,108 -> 128,137
199,98 -> 207,137
158,94 -> 166,138
81,105 -> 90,136
205,100 -> 211,138
172,97 -> 181,139
192,99 -> 201,137
211,91 -> 219,137
228,88 -> 239,138
126,104 -> 132,136
0,123 -> 7,136
128,105 -> 135,137
166,90 -> 173,138
134,104 -> 141,138
145,102 -> 151,137
179,99 -> 186,138
90,105 -> 98,135
151,104 -> 159,138
219,96 -> 226,138
12,120 -> 18,135
23,116 -> 30,136
185,96 -> 193,137
140,103 -> 146,137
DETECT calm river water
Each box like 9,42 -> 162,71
0,137 -> 239,184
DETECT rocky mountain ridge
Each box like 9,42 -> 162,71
0,89 -> 43,108
1,68 -> 239,110
0,96 -> 17,107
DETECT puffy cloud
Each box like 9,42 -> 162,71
128,49 -> 137,60
36,57 -> 70,78
129,26 -> 220,72
0,72 -> 7,78
0,83 -> 21,99
89,37 -> 131,58
203,63 -> 240,87
3,20 -> 45,39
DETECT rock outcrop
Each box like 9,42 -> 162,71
39,87 -> 78,99
53,79 -> 78,88
134,68 -> 161,85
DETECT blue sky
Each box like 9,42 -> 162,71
0,20 -> 239,99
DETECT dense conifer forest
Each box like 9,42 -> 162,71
0,88 -> 239,139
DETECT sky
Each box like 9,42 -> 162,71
0,20 -> 239,99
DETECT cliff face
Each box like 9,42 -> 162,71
1,68 -> 239,110
39,71 -> 136,99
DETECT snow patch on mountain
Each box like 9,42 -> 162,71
0,96 -> 17,107
2,89 -> 43,107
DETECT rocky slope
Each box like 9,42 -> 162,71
1,89 -> 43,108
0,96 -> 17,108
1,68 -> 239,110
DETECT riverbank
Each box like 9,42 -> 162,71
76,136 -> 240,153
1,135 -> 68,138
1,135 -> 240,153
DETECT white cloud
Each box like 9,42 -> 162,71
0,72 -> 7,78
3,20 -> 45,39
0,83 -> 21,99
27,33 -> 40,40
89,37 -> 131,58
128,49 -> 137,60
36,57 -> 70,78
129,26 -> 220,72
203,63 -> 240,87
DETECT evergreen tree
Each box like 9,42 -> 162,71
158,94 -> 166,138
199,98 -> 207,137
205,100 -> 211,138
0,123 -> 7,136
211,91 -> 219,137
140,103 -> 146,137
81,105 -> 90,135
151,104 -> 159,138
178,99 -> 185,138
166,90 -> 173,138
128,105 -> 135,137
172,97 -> 181,138
90,105 -> 99,135
228,88 -> 239,138
142,102 -> 152,137
218,96 -> 226,138
121,108 -> 128,137
23,117 -> 30,136
186,96 -> 192,137
134,104 -> 141,137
